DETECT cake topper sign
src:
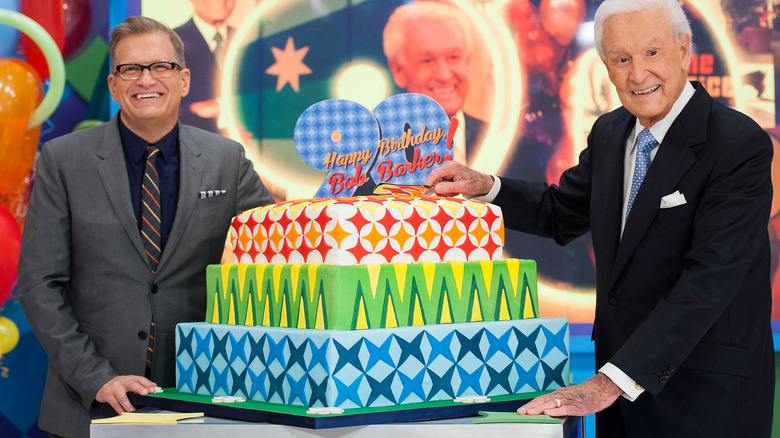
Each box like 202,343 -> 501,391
294,93 -> 454,198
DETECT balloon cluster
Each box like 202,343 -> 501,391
0,5 -> 67,343
507,0 -> 585,91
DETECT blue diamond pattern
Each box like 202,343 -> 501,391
334,339 -> 364,374
334,375 -> 364,407
248,368 -> 268,400
366,371 -> 397,406
456,364 -> 485,395
176,320 -> 569,408
485,329 -> 514,361
308,338 -> 330,373
267,370 -> 286,403
231,367 -> 249,397
513,326 -> 541,358
308,375 -> 328,407
427,365 -> 457,400
266,335 -> 287,368
456,329 -> 485,362
247,333 -> 267,366
398,368 -> 427,403
365,336 -> 395,371
513,362 -> 541,392
426,331 -> 456,365
485,362 -> 514,394
286,337 -> 308,372
286,373 -> 308,405
176,326 -> 194,358
395,332 -> 425,367
541,324 -> 569,357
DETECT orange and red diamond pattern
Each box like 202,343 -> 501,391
229,196 -> 505,265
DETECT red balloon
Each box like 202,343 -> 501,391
539,0 -> 586,47
62,0 -> 92,59
20,0 -> 65,79
507,0 -> 567,75
0,204 -> 21,306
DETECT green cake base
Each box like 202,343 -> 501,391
130,388 -> 550,429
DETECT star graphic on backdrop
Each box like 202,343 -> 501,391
266,36 -> 312,92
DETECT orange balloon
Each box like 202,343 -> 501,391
0,58 -> 43,198
539,0 -> 586,47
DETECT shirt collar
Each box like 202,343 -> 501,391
118,115 -> 179,162
631,80 -> 695,148
192,14 -> 228,46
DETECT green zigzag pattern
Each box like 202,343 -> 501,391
206,260 -> 538,329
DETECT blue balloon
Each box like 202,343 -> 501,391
0,0 -> 20,58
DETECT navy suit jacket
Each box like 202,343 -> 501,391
175,19 -> 232,133
494,82 -> 774,437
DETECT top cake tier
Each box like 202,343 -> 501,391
229,196 -> 505,265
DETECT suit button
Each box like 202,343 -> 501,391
668,365 -> 675,373
151,284 -> 158,294
138,331 -> 148,340
608,297 -> 618,306
659,375 -> 669,384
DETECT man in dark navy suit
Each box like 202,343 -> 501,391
382,1 -> 487,165
174,0 -> 235,133
426,0 -> 774,436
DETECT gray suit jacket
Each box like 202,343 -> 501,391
17,115 -> 273,437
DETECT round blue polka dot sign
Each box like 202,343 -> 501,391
293,93 -> 454,198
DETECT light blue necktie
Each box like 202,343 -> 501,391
625,129 -> 659,221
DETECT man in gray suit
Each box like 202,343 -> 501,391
17,16 -> 273,437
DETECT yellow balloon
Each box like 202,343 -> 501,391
0,316 -> 19,354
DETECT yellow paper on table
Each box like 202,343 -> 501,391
91,412 -> 204,424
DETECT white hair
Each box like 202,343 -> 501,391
594,0 -> 692,61
382,2 -> 473,65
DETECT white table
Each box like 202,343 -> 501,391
90,409 -> 581,438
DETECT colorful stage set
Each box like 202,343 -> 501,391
0,1 -> 779,438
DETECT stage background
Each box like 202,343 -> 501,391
1,1 -> 779,437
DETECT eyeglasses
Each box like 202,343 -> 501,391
114,62 -> 182,80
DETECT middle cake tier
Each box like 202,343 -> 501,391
207,259 -> 538,330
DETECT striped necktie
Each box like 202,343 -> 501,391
625,129 -> 659,221
141,144 -> 162,273
214,32 -> 226,68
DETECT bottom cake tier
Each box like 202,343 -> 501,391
175,319 -> 569,409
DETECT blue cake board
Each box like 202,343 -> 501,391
129,389 -> 547,429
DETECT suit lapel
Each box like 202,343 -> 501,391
594,113 -> 634,274
157,125 -> 204,273
606,86 -> 708,291
96,116 -> 149,263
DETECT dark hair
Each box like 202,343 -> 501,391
109,16 -> 186,69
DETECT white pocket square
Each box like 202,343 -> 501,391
660,190 -> 687,208
199,189 -> 227,199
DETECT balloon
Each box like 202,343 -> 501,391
0,316 -> 20,354
62,0 -> 92,59
73,119 -> 104,131
0,0 -> 20,58
0,9 -> 66,129
539,0 -> 586,47
20,0 -> 64,79
0,58 -> 42,200
507,0 -> 567,76
0,204 -> 22,306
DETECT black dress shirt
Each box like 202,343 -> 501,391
119,117 -> 180,251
